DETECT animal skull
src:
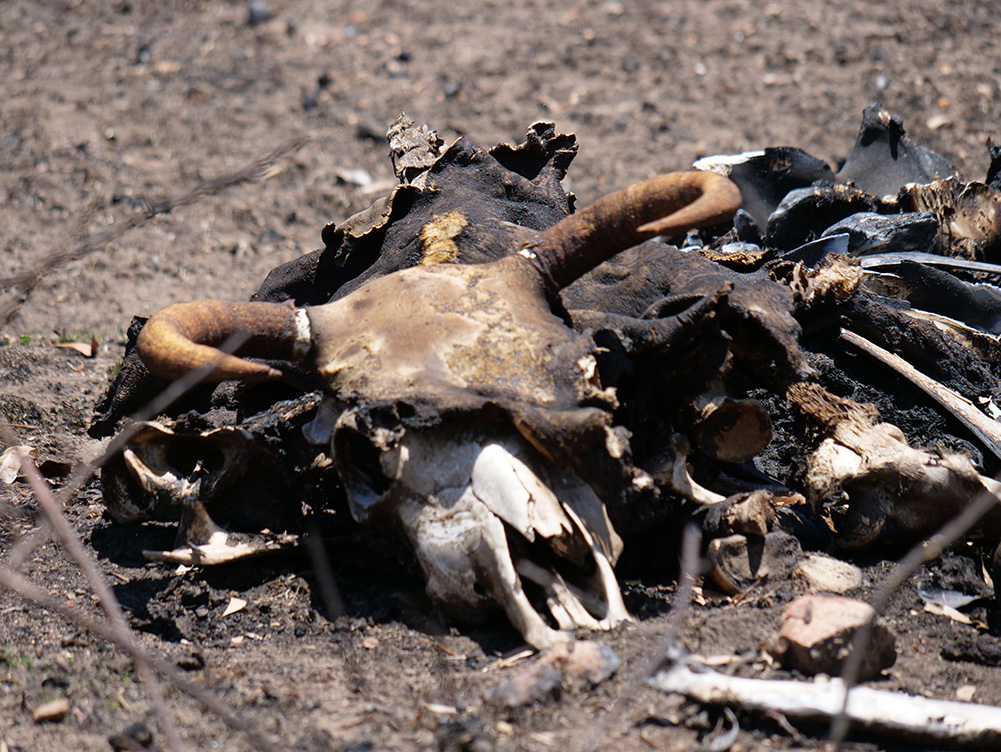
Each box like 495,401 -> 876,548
127,170 -> 741,649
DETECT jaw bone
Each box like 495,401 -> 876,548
345,423 -> 632,650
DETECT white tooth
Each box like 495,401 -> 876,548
560,504 -> 632,628
471,443 -> 572,541
517,558 -> 600,630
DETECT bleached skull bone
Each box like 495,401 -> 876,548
128,170 -> 742,648
316,412 -> 630,649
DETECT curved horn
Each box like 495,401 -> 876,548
520,171 -> 742,291
136,300 -> 309,382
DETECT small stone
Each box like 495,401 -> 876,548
484,662 -> 561,707
32,697 -> 70,723
769,594 -> 896,680
706,531 -> 802,595
109,721 -> 155,750
247,0 -> 270,26
792,553 -> 864,594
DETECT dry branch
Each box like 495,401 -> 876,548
651,660 -> 1001,748
0,335 -> 273,749
0,137 -> 308,329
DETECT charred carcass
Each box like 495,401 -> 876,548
128,163 -> 741,648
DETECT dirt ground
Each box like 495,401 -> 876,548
4,0 -> 1001,750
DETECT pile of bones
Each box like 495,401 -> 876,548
93,103 -> 1001,652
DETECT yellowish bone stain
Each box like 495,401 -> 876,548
420,211 -> 468,264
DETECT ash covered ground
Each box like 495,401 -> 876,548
3,1 -> 1001,750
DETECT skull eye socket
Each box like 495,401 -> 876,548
334,425 -> 394,517
164,437 -> 228,477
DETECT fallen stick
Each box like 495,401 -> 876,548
651,660 -> 1001,748
0,136 -> 308,329
841,328 -> 1001,461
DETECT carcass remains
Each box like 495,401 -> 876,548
93,108 -> 1001,652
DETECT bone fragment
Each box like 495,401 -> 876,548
690,383 -> 772,463
144,530 -> 292,566
651,436 -> 726,505
859,251 -> 1001,276
841,328 -> 1001,461
650,660 -> 1001,747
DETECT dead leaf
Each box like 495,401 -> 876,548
53,335 -> 98,358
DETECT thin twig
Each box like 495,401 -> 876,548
9,443 -> 188,752
0,136 -> 308,329
830,476 -> 1001,748
0,566 -> 276,751
577,524 -> 701,752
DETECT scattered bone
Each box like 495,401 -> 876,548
651,658 -> 1001,748
690,382 -> 772,463
769,594 -> 896,680
698,490 -> 776,539
789,381 -> 1001,547
221,597 -> 247,617
859,249 -> 1001,277
706,532 -> 801,595
873,260 -> 1001,334
841,329 -> 1001,460
903,178 -> 1001,261
791,553 -> 863,594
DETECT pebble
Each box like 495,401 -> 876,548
769,594 -> 896,680
483,662 -> 561,707
32,697 -> 70,723
792,552 -> 863,594
555,641 -> 619,686
247,0 -> 270,26
108,721 -> 155,751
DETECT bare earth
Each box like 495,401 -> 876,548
3,1 -> 1001,750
